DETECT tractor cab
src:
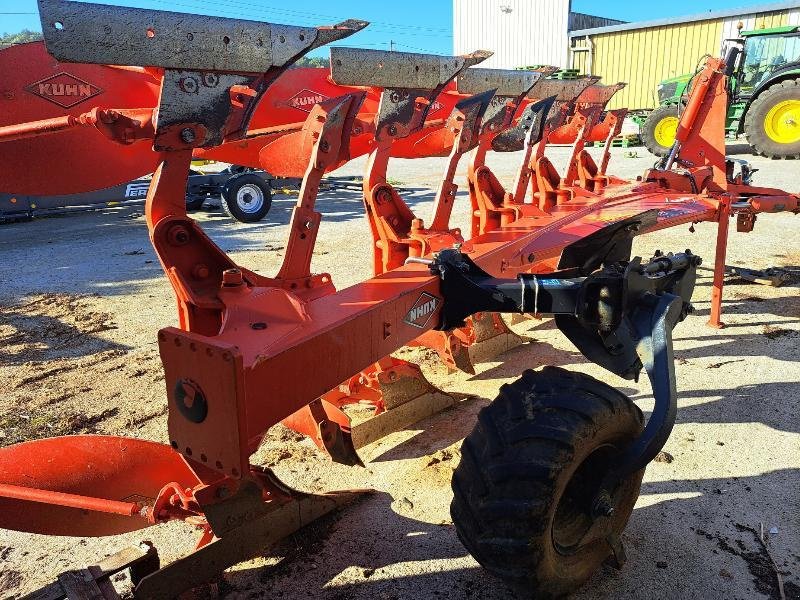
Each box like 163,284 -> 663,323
643,25 -> 800,159
736,26 -> 800,96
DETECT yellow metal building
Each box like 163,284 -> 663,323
570,1 -> 800,110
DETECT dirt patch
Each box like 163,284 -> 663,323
697,525 -> 800,600
0,568 -> 22,596
0,294 -> 168,447
0,293 -> 120,366
763,325 -> 795,340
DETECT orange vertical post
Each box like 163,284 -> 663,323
707,197 -> 731,329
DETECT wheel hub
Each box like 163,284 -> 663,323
552,444 -> 619,555
764,99 -> 800,144
654,115 -> 679,148
236,183 -> 265,214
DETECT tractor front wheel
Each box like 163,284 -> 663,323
641,104 -> 680,157
450,367 -> 644,599
744,78 -> 800,159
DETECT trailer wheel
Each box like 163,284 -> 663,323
744,78 -> 800,159
451,366 -> 644,599
221,173 -> 272,223
641,104 -> 680,157
185,170 -> 205,211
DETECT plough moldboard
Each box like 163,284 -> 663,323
1,1 -> 798,598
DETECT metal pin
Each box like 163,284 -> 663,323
405,257 -> 434,266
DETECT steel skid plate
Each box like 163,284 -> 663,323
330,47 -> 491,89
38,0 -> 366,72
456,67 -> 540,97
529,76 -> 601,102
576,83 -> 627,106
330,47 -> 491,140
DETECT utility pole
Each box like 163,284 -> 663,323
389,40 -> 395,51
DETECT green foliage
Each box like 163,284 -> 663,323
0,29 -> 43,47
293,56 -> 328,68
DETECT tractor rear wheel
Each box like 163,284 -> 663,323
451,367 -> 644,599
641,104 -> 680,157
744,78 -> 800,159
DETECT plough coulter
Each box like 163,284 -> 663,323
1,1 -> 798,599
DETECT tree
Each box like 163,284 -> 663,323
0,29 -> 43,48
292,56 -> 328,68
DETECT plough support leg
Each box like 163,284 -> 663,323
708,197 -> 732,328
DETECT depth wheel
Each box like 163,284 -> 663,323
744,78 -> 800,159
221,173 -> 272,223
641,104 -> 680,157
451,366 -> 644,599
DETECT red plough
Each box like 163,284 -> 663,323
0,2 -> 798,598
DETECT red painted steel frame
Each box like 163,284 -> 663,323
1,38 -> 797,552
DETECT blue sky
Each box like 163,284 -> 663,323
1,0 -> 787,55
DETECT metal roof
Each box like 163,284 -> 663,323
569,1 -> 800,37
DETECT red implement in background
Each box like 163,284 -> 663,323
0,41 -> 161,195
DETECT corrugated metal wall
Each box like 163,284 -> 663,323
454,0 -> 571,68
572,8 -> 800,110
568,13 -> 626,32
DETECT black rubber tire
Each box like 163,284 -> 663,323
185,170 -> 205,211
185,196 -> 205,211
744,78 -> 800,159
641,104 -> 680,157
451,366 -> 644,599
224,164 -> 249,175
221,173 -> 272,223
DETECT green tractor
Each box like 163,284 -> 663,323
642,25 -> 800,159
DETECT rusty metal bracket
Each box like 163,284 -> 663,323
457,68 -> 540,137
493,96 -> 555,153
331,47 -> 491,140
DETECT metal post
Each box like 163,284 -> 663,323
708,197 -> 731,328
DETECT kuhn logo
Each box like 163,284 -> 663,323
428,100 -> 445,115
288,88 -> 329,112
404,292 -> 439,329
26,72 -> 102,109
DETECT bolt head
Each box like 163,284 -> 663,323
167,225 -> 190,246
222,268 -> 244,286
192,264 -> 210,279
179,77 -> 199,94
180,128 -> 196,143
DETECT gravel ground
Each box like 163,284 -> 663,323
0,143 -> 798,599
